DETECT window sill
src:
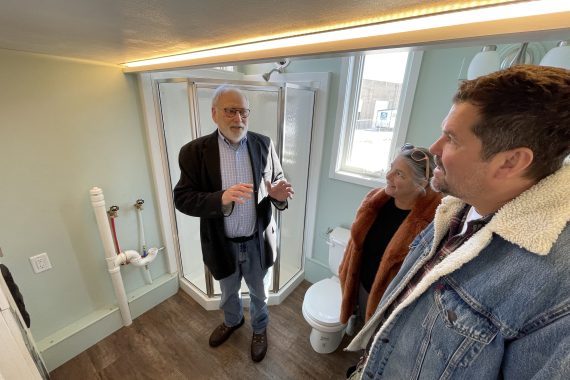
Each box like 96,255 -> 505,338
330,170 -> 386,189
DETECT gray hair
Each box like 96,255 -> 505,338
397,146 -> 436,190
211,85 -> 248,108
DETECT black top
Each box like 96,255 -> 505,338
0,264 -> 31,327
360,197 -> 410,292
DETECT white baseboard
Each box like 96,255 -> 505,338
38,273 -> 179,371
179,269 -> 306,310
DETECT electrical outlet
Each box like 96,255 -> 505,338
30,252 -> 52,273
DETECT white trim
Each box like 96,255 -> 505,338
334,170 -> 386,189
148,68 -> 243,81
329,56 -> 354,182
329,51 -> 423,188
138,73 -> 179,275
0,274 -> 44,378
179,277 -> 219,310
179,270 -> 305,310
390,51 -> 424,155
338,54 -> 365,176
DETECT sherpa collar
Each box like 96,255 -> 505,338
438,163 -> 570,256
346,164 -> 570,353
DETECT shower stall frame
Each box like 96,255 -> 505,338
137,69 -> 331,310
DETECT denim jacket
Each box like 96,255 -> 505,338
347,164 -> 570,379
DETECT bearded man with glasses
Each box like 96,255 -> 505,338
174,85 -> 294,363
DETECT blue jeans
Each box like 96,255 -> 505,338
219,239 -> 270,333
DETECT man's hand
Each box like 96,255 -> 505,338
265,180 -> 294,202
222,183 -> 253,206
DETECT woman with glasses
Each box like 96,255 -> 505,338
339,144 -> 442,336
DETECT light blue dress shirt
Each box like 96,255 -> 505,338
218,131 -> 256,238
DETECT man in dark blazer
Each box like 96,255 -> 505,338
173,85 -> 293,362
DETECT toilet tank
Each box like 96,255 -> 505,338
328,227 -> 351,276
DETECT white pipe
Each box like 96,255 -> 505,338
114,248 -> 161,268
135,202 -> 153,285
142,265 -> 153,285
90,187 -> 132,326
135,207 -> 147,255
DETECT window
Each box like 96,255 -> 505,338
330,50 -> 422,187
212,66 -> 236,72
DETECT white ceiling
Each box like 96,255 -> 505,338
0,0 -> 496,66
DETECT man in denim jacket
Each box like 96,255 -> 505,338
347,65 -> 570,379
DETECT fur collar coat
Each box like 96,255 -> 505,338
347,163 -> 570,353
338,187 -> 442,323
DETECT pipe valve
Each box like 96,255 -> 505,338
134,199 -> 144,210
108,205 -> 119,218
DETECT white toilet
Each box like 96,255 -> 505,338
302,226 -> 351,353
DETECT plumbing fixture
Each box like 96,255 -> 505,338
91,188 -> 131,325
108,205 -> 119,217
134,198 -> 152,284
90,187 -> 162,326
134,199 -> 144,210
134,199 -> 147,256
107,206 -> 121,254
114,247 -> 162,267
262,58 -> 291,81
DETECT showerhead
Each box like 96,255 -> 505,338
262,58 -> 291,81
262,68 -> 280,81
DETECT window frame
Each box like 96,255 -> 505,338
329,50 -> 423,188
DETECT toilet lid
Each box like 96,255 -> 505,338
304,278 -> 342,326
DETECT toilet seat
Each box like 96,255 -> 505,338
303,278 -> 343,328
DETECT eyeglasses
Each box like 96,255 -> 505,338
401,143 -> 430,180
221,107 -> 250,118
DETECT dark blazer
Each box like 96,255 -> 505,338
173,130 -> 286,280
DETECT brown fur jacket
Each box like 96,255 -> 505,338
338,187 -> 442,323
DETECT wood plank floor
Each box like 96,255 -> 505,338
50,281 -> 360,379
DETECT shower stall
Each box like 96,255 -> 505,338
151,76 -> 317,308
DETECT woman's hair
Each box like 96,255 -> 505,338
397,144 -> 436,191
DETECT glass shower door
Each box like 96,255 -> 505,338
277,84 -> 315,288
157,77 -> 315,300
157,80 -> 207,294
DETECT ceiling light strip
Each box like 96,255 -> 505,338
179,0 -> 513,51
123,0 -> 570,70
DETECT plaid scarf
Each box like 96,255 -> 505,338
385,205 -> 493,319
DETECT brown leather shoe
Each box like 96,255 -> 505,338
251,329 -> 268,362
209,317 -> 244,347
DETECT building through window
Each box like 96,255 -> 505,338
331,50 -> 422,187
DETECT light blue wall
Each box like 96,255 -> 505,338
0,49 -> 170,342
240,44 -> 499,283
406,46 -> 480,145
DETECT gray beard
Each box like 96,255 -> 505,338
430,178 -> 448,195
